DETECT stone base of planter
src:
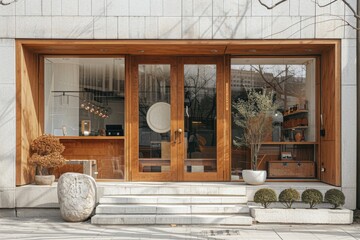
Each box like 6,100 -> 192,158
251,208 -> 353,224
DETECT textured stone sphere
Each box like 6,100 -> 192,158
58,173 -> 97,222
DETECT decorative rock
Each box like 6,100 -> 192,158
58,173 -> 96,222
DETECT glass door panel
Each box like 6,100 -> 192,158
183,64 -> 218,175
138,64 -> 172,173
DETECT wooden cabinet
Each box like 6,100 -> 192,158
268,160 -> 315,178
56,137 -> 125,180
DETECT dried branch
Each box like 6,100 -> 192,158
341,0 -> 360,19
259,0 -> 360,31
315,0 -> 339,8
258,0 -> 288,9
0,0 -> 17,5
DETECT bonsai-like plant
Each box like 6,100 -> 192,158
279,188 -> 300,208
29,134 -> 66,175
301,189 -> 323,209
254,188 -> 277,208
324,189 -> 345,209
233,88 -> 278,170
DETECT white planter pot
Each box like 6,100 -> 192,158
251,208 -> 353,224
242,170 -> 267,185
35,175 -> 55,185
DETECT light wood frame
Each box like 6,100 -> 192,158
15,39 -> 341,186
178,57 -> 225,181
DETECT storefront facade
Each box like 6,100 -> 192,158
0,0 -> 357,209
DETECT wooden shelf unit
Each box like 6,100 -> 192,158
57,137 -> 125,180
283,126 -> 308,131
284,110 -> 308,117
58,136 -> 125,140
262,141 -> 318,145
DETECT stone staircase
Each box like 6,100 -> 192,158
91,183 -> 252,225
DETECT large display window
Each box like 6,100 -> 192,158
231,58 -> 318,180
44,57 -> 125,180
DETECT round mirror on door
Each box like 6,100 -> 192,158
146,102 -> 171,133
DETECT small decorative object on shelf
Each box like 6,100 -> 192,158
295,132 -> 302,142
281,152 -> 292,160
81,120 -> 91,136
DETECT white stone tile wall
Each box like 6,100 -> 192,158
61,0 -> 79,16
130,0 -> 150,16
50,0 -> 62,16
25,0 -> 42,16
315,16 -> 345,38
0,40 -> 16,208
245,17 -> 262,39
0,0 -> 357,209
42,0 -> 51,16
52,16 -> 94,39
213,16 -> 246,39
158,17 -> 182,39
118,17 -> 130,38
163,0 -> 182,17
92,0 -> 106,16
270,16 -> 301,39
79,0 -> 92,16
341,86 -> 356,190
15,16 -> 52,38
290,0 -> 300,16
0,16 -> 15,38
300,16 -> 315,38
0,0 -> 355,40
94,17 -> 118,39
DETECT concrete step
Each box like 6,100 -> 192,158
96,204 -> 250,214
91,214 -> 253,225
99,195 -> 248,204
99,183 -> 246,196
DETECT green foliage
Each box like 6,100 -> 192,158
324,189 -> 345,209
279,188 -> 300,208
254,188 -> 277,208
301,189 -> 323,209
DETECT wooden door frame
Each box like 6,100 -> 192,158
129,56 -> 227,181
130,56 -> 179,181
178,56 -> 226,181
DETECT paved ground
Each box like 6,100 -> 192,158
0,217 -> 360,240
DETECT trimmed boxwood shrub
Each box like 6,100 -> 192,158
279,188 -> 300,208
325,189 -> 345,209
254,188 -> 277,208
301,189 -> 323,209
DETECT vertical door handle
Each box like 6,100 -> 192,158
177,129 -> 182,143
174,129 -> 183,143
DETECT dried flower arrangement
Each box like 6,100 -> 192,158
29,134 -> 66,175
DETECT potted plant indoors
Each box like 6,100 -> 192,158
29,134 -> 66,185
233,88 -> 277,185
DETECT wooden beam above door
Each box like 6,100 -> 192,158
18,39 -> 338,56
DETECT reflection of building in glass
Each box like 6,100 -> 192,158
138,65 -> 170,105
231,69 -> 272,90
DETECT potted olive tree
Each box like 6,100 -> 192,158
233,88 -> 277,185
29,134 -> 66,185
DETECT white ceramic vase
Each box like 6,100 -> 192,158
242,170 -> 267,185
